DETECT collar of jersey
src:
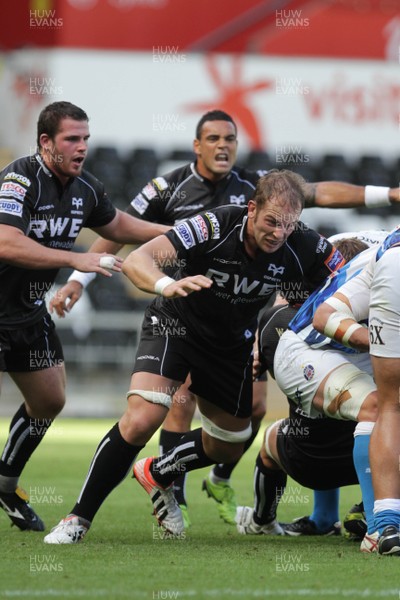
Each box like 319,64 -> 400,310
191,161 -> 232,185
35,153 -> 53,177
239,215 -> 248,242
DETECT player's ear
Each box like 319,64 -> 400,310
39,133 -> 50,151
193,138 -> 200,156
247,199 -> 257,219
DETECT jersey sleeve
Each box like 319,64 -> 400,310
305,232 -> 345,287
337,256 -> 374,322
165,210 -> 219,258
0,166 -> 39,233
84,188 -> 117,228
126,176 -> 170,223
258,304 -> 298,377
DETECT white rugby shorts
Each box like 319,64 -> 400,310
274,330 -> 373,419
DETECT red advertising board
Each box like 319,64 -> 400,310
2,0 -> 398,60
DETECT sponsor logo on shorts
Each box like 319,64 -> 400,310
204,211 -> 220,239
142,183 -> 157,200
131,193 -> 149,215
190,215 -> 209,243
325,249 -> 345,272
153,177 -> 168,191
303,364 -> 315,380
3,172 -> 31,187
136,355 -> 160,361
0,199 -> 23,216
0,182 -> 27,202
175,222 -> 195,249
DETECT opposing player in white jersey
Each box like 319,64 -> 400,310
314,226 -> 400,556
273,229 -> 387,552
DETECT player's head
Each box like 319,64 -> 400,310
246,170 -> 305,254
193,110 -> 238,181
37,102 -> 90,184
37,102 -> 88,149
195,110 -> 237,140
333,237 -> 369,262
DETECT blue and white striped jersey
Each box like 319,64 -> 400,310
288,230 -> 388,352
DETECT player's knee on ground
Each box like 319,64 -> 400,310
323,364 -> 377,421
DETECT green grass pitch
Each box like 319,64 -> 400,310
0,418 -> 398,599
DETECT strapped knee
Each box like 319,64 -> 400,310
200,412 -> 252,443
323,364 -> 376,421
126,389 -> 172,409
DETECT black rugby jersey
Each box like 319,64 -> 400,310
150,205 -> 344,350
0,154 -> 116,328
258,303 -> 299,378
127,162 -> 265,225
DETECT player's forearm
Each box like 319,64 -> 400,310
0,229 -> 76,270
313,299 -> 369,352
94,211 -> 169,245
305,181 -> 394,209
122,247 -> 166,293
113,220 -> 168,244
89,236 -> 124,255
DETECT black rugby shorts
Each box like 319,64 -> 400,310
276,416 -> 358,490
132,311 -> 253,418
0,315 -> 64,372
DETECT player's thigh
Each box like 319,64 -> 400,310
252,377 -> 267,422
3,315 -> 65,415
121,372 -> 183,443
274,330 -> 350,418
318,362 -> 377,421
371,356 -> 400,408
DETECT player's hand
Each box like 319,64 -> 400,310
162,275 -> 213,298
49,281 -> 83,318
71,253 -> 123,277
389,188 -> 400,203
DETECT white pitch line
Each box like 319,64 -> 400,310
0,590 -> 398,599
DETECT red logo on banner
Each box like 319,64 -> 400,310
183,54 -> 274,150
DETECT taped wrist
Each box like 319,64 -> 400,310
67,270 -> 96,288
323,297 -> 362,347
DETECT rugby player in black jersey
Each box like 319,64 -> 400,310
0,102 -> 166,533
45,169 -> 349,543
